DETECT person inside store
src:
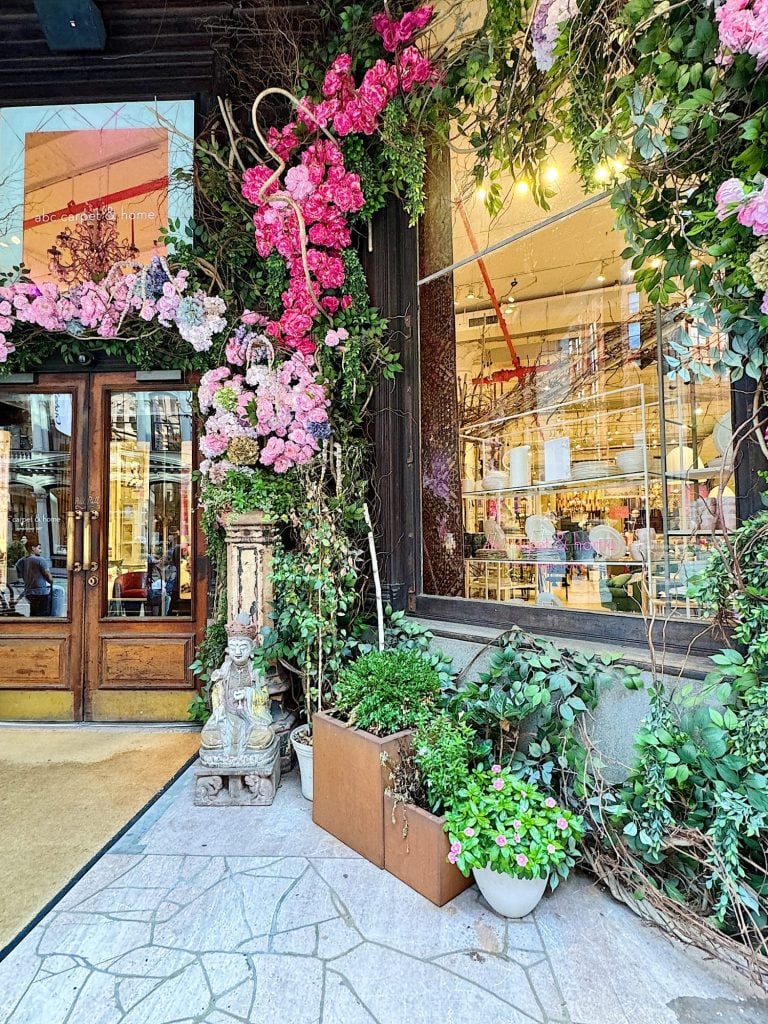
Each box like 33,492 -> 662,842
15,539 -> 53,616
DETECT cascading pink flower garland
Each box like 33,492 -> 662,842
0,256 -> 227,362
198,5 -> 437,477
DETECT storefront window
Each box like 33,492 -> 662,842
419,146 -> 737,618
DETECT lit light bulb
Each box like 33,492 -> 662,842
543,165 -> 558,184
515,180 -> 530,195
695,406 -> 703,415
467,289 -> 476,300
597,274 -> 606,283
651,258 -> 662,268
691,258 -> 701,267
611,159 -> 627,174
475,186 -> 487,201
594,165 -> 610,183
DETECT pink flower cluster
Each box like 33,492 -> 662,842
716,177 -> 768,311
371,5 -> 433,52
716,0 -> 768,67
242,140 -> 363,355
199,321 -> 331,477
242,17 -> 437,360
716,177 -> 768,236
0,260 -> 224,364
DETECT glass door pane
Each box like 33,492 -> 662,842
0,393 -> 73,618
106,390 -> 193,618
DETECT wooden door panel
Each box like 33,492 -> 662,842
0,636 -> 69,687
0,375 -> 88,719
84,373 -> 206,720
99,635 -> 195,688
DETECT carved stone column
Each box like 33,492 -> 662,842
224,511 -> 274,630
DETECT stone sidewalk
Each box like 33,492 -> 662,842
0,766 -> 764,1024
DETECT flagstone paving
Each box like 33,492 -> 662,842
0,767 -> 765,1024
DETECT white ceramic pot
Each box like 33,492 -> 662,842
472,866 -> 548,918
290,725 -> 314,801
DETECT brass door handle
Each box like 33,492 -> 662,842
83,508 -> 99,573
66,509 -> 83,573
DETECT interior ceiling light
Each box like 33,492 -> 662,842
466,287 -> 476,300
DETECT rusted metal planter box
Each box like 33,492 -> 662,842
311,710 -> 412,868
383,796 -> 472,906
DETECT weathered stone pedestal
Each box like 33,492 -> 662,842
194,734 -> 282,806
224,512 -> 274,627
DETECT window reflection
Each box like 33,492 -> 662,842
107,390 -> 193,618
0,393 -> 72,617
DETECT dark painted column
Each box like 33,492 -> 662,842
364,200 -> 420,610
732,376 -> 768,521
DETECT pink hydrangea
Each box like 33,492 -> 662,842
737,182 -> 768,235
716,0 -> 768,67
324,327 -> 349,347
716,177 -> 747,219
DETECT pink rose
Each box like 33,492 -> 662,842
495,835 -> 507,847
545,797 -> 557,808
450,841 -> 462,855
547,843 -> 557,855
447,850 -> 457,864
492,778 -> 504,791
516,853 -> 528,867
556,817 -> 568,830
463,827 -> 475,837
491,764 -> 502,774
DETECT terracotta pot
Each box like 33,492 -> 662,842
383,796 -> 472,906
473,866 -> 549,918
312,710 -> 412,867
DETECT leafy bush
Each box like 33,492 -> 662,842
348,605 -> 455,688
413,714 -> 475,815
333,649 -> 441,736
444,765 -> 584,886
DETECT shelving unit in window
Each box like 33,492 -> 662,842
460,385 -> 656,611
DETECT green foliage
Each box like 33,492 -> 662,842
380,99 -> 427,225
187,619 -> 229,723
348,604 -> 455,688
444,765 -> 585,885
333,648 -> 441,735
413,713 -> 475,815
444,627 -> 620,793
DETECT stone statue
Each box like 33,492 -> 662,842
194,616 -> 281,806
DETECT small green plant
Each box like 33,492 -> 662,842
413,713 -> 475,815
444,764 -> 584,886
333,648 -> 441,735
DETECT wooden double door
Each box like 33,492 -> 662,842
0,372 -> 207,721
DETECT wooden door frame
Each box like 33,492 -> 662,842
82,373 -> 206,720
0,374 -> 89,721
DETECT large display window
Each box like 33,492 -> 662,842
418,145 -> 737,619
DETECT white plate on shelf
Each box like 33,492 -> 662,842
588,524 -> 628,559
525,515 -> 556,543
571,461 -> 613,480
712,412 -> 732,456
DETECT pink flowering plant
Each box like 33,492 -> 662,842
444,765 -> 584,887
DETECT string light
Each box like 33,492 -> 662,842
475,186 -> 487,201
650,257 -> 662,268
515,180 -> 530,195
543,165 -> 558,183
594,165 -> 610,183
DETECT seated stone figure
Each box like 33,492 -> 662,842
199,617 -> 276,768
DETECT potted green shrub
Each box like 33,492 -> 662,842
383,712 -> 475,905
312,648 -> 441,866
444,764 -> 584,917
